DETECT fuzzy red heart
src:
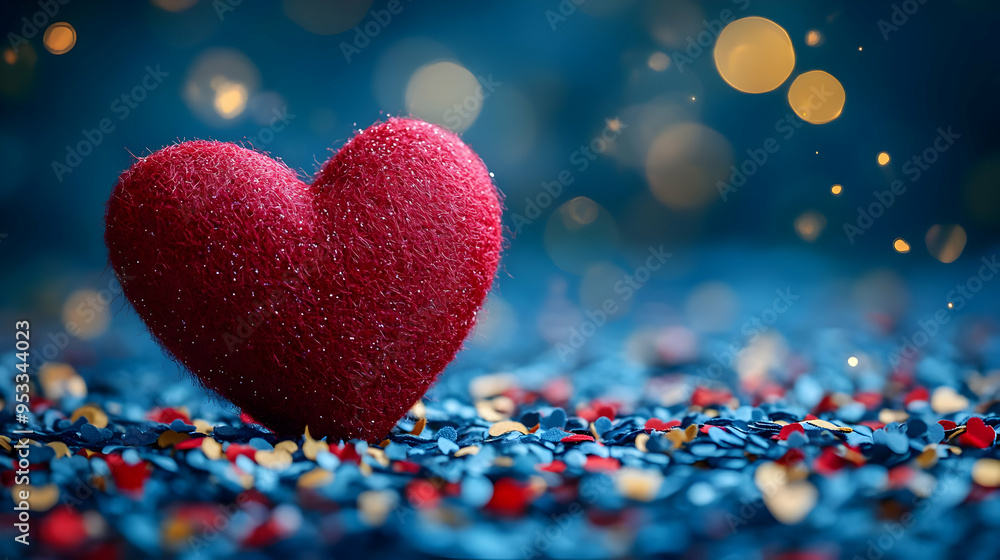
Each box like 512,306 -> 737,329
105,118 -> 502,441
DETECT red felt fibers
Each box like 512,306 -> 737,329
105,118 -> 503,442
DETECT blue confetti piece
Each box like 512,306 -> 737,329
437,437 -> 459,455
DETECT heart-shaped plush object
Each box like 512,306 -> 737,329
105,118 -> 502,441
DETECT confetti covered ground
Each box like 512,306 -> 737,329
3,250 -> 1000,560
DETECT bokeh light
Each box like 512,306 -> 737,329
925,224 -> 967,263
794,211 -> 826,242
283,0 -> 374,35
647,52 -> 670,72
62,290 -> 111,340
580,262 -> 632,320
405,61 -> 482,133
544,199 -> 619,275
847,356 -> 859,367
714,17 -> 796,94
151,0 -> 199,11
878,152 -> 891,166
644,122 -> 733,210
805,30 -> 823,46
893,238 -> 911,253
183,49 -> 260,126
43,23 -> 76,55
831,184 -> 843,196
787,70 -> 845,124
684,281 -> 738,333
645,0 -> 704,48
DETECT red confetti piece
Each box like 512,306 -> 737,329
104,453 -> 151,494
958,417 -> 996,449
242,519 -> 284,548
39,506 -> 87,550
406,479 -> 440,509
778,423 -> 805,440
854,392 -> 883,409
331,443 -> 362,464
539,460 -> 567,473
225,443 -> 258,463
584,456 -> 620,472
887,466 -> 914,488
148,407 -> 192,425
938,420 -> 958,431
485,478 -> 534,516
813,447 -> 846,475
644,418 -> 680,431
173,437 -> 205,450
904,386 -> 930,406
540,377 -> 572,406
691,386 -> 733,407
393,460 -> 421,474
813,394 -> 839,414
776,448 -> 805,466
859,420 -> 886,431
561,434 -> 595,443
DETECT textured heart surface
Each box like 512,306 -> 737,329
105,118 -> 503,441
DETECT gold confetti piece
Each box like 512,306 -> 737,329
297,467 -> 334,489
931,386 -> 970,414
0,435 -> 11,453
409,417 -> 427,436
255,449 -> 293,470
475,400 -> 508,422
615,468 -> 663,502
201,438 -> 222,460
357,490 -> 397,526
805,419 -> 853,433
878,409 -> 909,424
11,484 -> 60,512
763,480 -> 817,525
410,400 -> 426,419
238,473 -> 254,489
494,456 -> 514,467
274,440 -> 299,455
684,424 -> 699,440
192,420 -> 214,434
634,433 -> 650,453
454,446 -> 480,457
754,461 -> 789,492
469,372 -> 517,399
916,445 -> 938,469
488,421 -> 530,437
491,395 -> 516,415
527,423 -> 540,434
71,404 -> 109,429
946,426 -> 967,442
972,458 -> 1000,487
157,430 -> 191,448
589,423 -> 602,442
39,363 -> 87,399
46,441 -> 71,459
359,462 -> 373,476
366,447 -> 390,468
302,430 -> 329,461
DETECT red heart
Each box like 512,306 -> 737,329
105,118 -> 502,441
958,417 -> 996,449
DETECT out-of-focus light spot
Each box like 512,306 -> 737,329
714,17 -> 795,94
39,363 -> 87,399
62,290 -> 110,340
405,61 -> 482,133
925,224 -> 967,263
151,0 -> 199,11
212,79 -> 249,119
647,52 -> 670,71
43,22 -> 76,55
563,196 -> 599,227
184,49 -> 260,126
283,0 -> 373,35
893,238 -> 911,253
794,211 -> 826,242
787,70 -> 845,125
858,46 -> 863,51
3,49 -> 16,65
645,123 -> 733,210
690,96 -> 696,101
973,459 -> 1000,488
853,269 -> 909,319
805,30 -> 822,46
645,0 -> 704,48
580,262 -> 632,320
831,184 -> 843,196
847,356 -> 859,367
737,333 -> 788,388
544,201 -> 619,275
0,43 -> 36,97
606,117 -> 623,133
878,152 -> 891,166
685,281 -> 738,333
947,302 -> 954,309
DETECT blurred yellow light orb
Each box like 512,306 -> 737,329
831,184 -> 843,196
62,289 -> 111,340
878,152 -> 891,166
847,356 -> 859,367
714,17 -> 795,94
405,61 -> 482,133
794,211 -> 826,242
805,30 -> 822,46
647,51 -> 670,71
151,0 -> 199,11
644,122 -> 733,210
787,70 -> 845,125
893,238 -> 911,253
43,22 -> 76,55
925,224 -> 967,263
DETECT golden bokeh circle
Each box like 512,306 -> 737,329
43,22 -> 76,55
714,17 -> 795,94
787,70 -> 845,125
